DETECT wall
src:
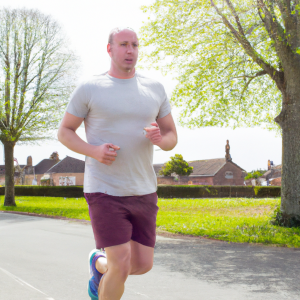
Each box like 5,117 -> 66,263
177,176 -> 214,185
270,177 -> 281,186
23,174 -> 43,185
23,175 -> 36,185
213,162 -> 245,186
51,173 -> 84,186
0,174 -> 43,186
157,176 -> 214,185
11,173 -> 84,186
157,176 -> 177,185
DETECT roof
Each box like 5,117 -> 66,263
46,156 -> 85,173
153,158 -> 245,177
188,158 -> 227,176
261,167 -> 282,179
34,159 -> 59,174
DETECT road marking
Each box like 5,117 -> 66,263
127,287 -> 150,298
0,267 -> 55,299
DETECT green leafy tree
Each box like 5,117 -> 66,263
244,169 -> 266,180
140,0 -> 300,225
159,154 -> 193,176
0,8 -> 78,206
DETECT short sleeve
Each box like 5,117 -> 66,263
66,83 -> 89,118
157,90 -> 171,119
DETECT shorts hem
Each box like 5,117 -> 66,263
98,240 -> 132,249
131,238 -> 156,248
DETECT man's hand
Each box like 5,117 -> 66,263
144,122 -> 162,145
93,143 -> 120,166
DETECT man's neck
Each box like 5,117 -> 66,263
108,66 -> 136,79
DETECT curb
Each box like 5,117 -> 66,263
0,210 -> 91,224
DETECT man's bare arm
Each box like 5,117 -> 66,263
57,112 -> 120,166
144,113 -> 177,151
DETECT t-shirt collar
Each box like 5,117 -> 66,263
105,72 -> 137,84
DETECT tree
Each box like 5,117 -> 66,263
159,154 -> 193,176
140,1 -> 300,225
244,169 -> 266,180
0,8 -> 78,206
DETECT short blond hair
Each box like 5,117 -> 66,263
108,27 -> 137,44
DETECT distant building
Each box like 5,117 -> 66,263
155,140 -> 246,186
45,156 -> 85,186
261,164 -> 281,186
0,152 -> 60,185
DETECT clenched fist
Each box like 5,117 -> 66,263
144,122 -> 162,145
93,143 -> 120,166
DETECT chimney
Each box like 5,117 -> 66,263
27,156 -> 32,167
268,160 -> 271,170
50,151 -> 59,161
225,140 -> 232,162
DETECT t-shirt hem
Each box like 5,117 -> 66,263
66,108 -> 86,119
83,188 -> 157,197
157,110 -> 171,120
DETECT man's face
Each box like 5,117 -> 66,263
108,29 -> 139,72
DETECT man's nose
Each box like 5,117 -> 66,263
127,45 -> 133,53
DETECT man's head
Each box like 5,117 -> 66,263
107,27 -> 139,75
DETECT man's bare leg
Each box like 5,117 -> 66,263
97,240 -> 154,300
99,242 -> 131,300
129,240 -> 154,275
96,256 -> 108,274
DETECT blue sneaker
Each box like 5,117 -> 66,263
88,249 -> 106,300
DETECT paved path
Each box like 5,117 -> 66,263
0,212 -> 299,300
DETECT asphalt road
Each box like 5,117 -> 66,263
0,211 -> 299,300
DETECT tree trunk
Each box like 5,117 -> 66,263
3,141 -> 16,206
276,86 -> 300,226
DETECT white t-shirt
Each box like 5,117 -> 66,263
66,72 -> 171,196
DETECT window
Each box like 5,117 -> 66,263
225,171 -> 233,179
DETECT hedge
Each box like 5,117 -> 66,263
0,186 -> 84,198
157,185 -> 281,198
0,185 -> 281,198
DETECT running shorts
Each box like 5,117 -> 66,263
84,192 -> 159,249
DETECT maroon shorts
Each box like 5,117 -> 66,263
84,192 -> 159,249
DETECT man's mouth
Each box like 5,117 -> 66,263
125,59 -> 133,62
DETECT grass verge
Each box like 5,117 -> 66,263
1,196 -> 300,247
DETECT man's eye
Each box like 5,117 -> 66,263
121,44 -> 126,46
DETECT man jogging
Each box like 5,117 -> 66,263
58,27 -> 177,300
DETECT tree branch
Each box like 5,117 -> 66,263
276,0 -> 300,50
239,69 -> 267,101
210,0 -> 283,90
11,28 -> 22,130
256,1 -> 287,49
225,0 -> 245,36
4,23 -> 11,128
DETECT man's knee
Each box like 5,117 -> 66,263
108,247 -> 131,281
132,260 -> 153,275
139,261 -> 153,274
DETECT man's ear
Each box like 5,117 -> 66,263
107,43 -> 112,57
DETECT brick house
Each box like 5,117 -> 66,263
0,152 -> 60,186
261,163 -> 281,186
45,156 -> 85,186
155,140 -> 246,186
31,153 -> 60,185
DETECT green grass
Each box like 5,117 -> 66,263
157,198 -> 300,247
1,196 -> 300,247
0,196 -> 90,220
